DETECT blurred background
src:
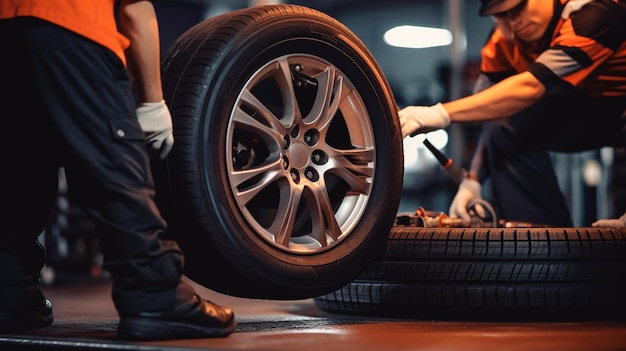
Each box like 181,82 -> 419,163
150,0 -> 625,223
40,0 -> 625,283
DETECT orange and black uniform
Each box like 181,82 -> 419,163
0,0 -> 193,317
0,0 -> 130,63
471,0 -> 626,226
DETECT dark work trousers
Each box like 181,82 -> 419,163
0,17 -> 194,316
471,93 -> 626,226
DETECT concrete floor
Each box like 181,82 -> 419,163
1,278 -> 625,351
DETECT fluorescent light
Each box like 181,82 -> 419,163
403,129 -> 449,168
384,25 -> 453,49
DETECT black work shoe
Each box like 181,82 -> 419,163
0,289 -> 54,333
117,294 -> 236,340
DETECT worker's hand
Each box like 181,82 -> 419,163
449,178 -> 484,225
592,211 -> 626,227
399,103 -> 450,138
136,100 -> 174,160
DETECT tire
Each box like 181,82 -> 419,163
314,227 -> 626,320
155,5 -> 403,299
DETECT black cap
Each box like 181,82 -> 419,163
479,0 -> 524,16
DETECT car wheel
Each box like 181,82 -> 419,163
314,227 -> 626,320
155,5 -> 403,299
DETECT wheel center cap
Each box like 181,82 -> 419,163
290,142 -> 310,169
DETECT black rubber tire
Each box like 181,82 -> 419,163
155,5 -> 402,299
314,227 -> 626,320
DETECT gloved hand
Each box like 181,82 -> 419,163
136,100 -> 174,160
592,211 -> 626,227
448,178 -> 485,225
399,102 -> 451,138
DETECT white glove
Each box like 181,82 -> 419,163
448,178 -> 485,225
136,100 -> 174,160
592,211 -> 626,227
399,102 -> 451,138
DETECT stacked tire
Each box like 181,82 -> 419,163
315,227 -> 626,320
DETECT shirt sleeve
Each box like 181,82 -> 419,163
479,29 -> 520,84
528,0 -> 626,96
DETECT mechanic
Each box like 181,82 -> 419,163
0,0 -> 235,340
400,0 -> 626,227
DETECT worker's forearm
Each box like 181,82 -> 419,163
443,71 -> 546,123
117,0 -> 163,103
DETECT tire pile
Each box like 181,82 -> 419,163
315,226 -> 626,321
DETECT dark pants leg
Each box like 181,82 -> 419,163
0,18 -> 60,313
471,94 -> 626,226
0,18 -> 194,315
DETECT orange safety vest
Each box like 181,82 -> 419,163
0,0 -> 130,65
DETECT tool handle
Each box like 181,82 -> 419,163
442,160 -> 467,184
423,138 -> 466,184
422,138 -> 447,164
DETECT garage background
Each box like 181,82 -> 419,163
152,0 -> 626,225
40,0 -> 626,283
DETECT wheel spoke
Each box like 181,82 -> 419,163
239,88 -> 288,134
268,184 -> 303,246
232,159 -> 284,205
327,147 -> 374,195
234,95 -> 284,141
275,58 -> 301,127
307,67 -> 342,129
305,185 -> 342,245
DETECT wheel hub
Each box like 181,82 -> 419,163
288,141 -> 310,169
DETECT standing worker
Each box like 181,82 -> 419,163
400,0 -> 626,227
0,0 -> 236,340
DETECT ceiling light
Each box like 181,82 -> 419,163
384,25 -> 453,49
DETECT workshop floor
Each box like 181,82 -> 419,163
1,278 -> 625,351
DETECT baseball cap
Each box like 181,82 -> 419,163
479,0 -> 524,16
